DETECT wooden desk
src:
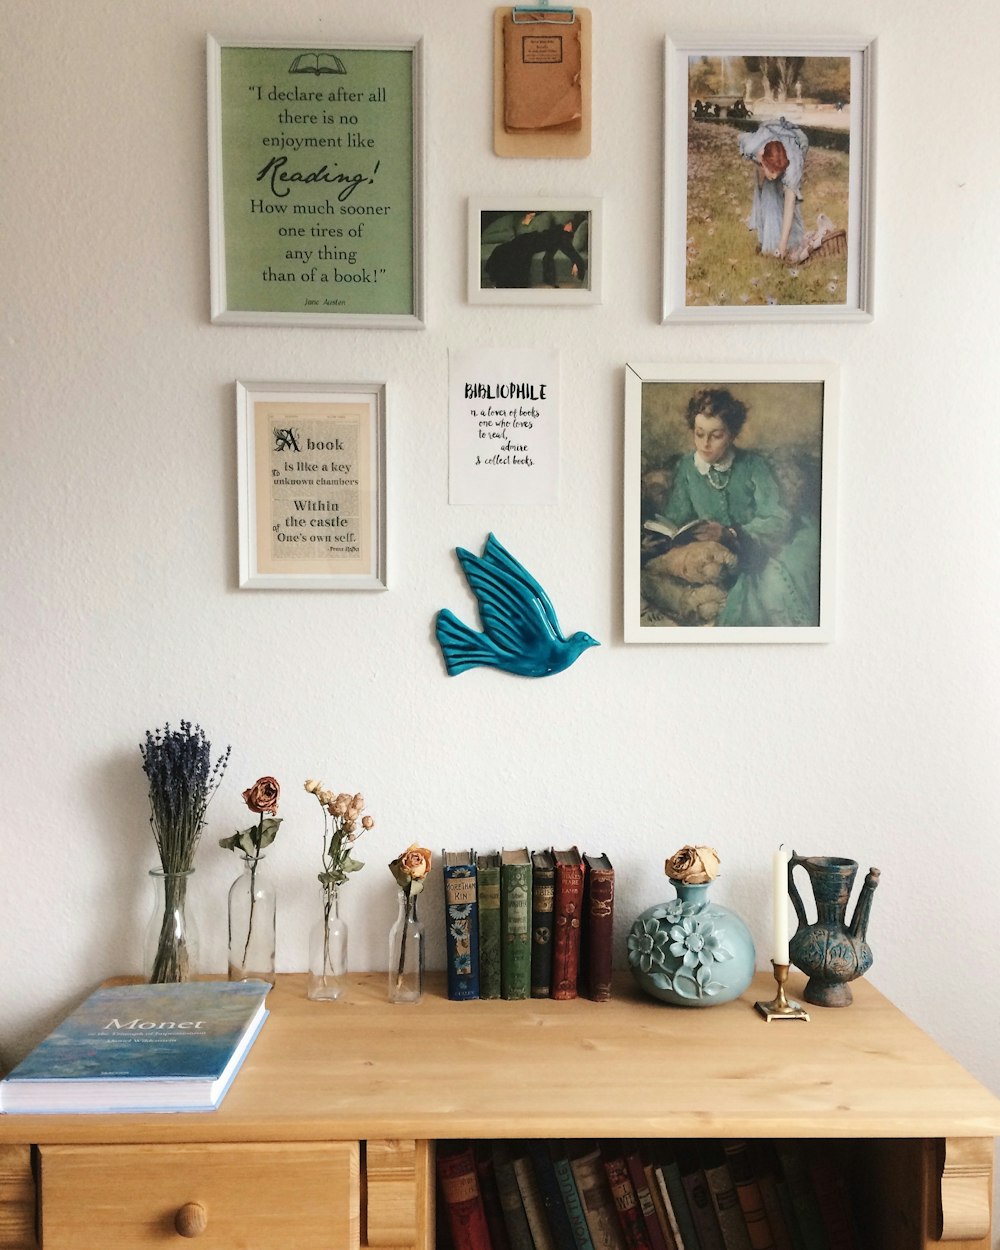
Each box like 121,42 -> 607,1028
2,972 -> 998,1248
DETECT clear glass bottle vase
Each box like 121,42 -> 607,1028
227,853 -> 276,983
144,867 -> 199,984
388,888 -> 424,1003
308,885 -> 348,1001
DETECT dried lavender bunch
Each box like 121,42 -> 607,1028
140,721 -> 231,873
140,722 -> 230,983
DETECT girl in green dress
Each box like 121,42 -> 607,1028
654,388 -> 819,628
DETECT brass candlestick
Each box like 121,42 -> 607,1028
755,961 -> 810,1022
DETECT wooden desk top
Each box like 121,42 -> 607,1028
3,972 -> 1000,1145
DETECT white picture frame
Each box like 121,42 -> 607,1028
662,36 -> 875,323
468,197 -> 602,305
208,37 -> 424,328
237,381 -> 387,590
624,361 -> 838,643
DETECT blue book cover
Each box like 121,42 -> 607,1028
0,980 -> 270,1114
444,850 -> 480,1000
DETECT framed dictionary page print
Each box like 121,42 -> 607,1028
208,38 -> 424,327
237,382 -> 387,590
662,37 -> 874,323
624,362 -> 837,643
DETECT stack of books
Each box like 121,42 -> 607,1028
437,1136 -> 863,1250
0,979 -> 270,1114
443,847 -> 615,1002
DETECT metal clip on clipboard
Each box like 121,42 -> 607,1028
511,0 -> 576,24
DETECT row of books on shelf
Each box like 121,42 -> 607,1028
437,1137 -> 864,1250
443,848 -> 615,1002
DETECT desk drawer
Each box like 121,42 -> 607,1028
40,1142 -> 359,1249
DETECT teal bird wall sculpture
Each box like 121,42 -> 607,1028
436,534 -> 599,677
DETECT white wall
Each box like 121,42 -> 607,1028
3,0 -> 1000,1219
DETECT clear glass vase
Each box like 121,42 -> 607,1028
388,888 -> 424,1003
227,853 -> 276,983
144,868 -> 199,984
308,885 -> 348,1001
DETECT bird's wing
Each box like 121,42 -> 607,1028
480,533 -> 566,640
455,542 -> 558,657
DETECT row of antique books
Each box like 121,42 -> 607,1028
437,1137 -> 863,1250
442,848 -> 615,1001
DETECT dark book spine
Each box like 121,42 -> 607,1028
493,1143 -> 536,1250
601,1142 -> 653,1250
444,864 -> 480,1000
570,1145 -> 629,1250
676,1143 -> 726,1250
552,856 -> 586,1000
582,855 -> 615,1001
438,1142 -> 494,1250
476,1143 -> 513,1250
624,1145 -> 669,1250
549,1142 -> 598,1250
501,861 -> 532,999
700,1142 -> 752,1250
531,857 -> 556,997
477,860 -> 502,1000
528,1140 -> 581,1250
723,1141 -> 777,1250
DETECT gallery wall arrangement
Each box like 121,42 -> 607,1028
4,3 -> 1000,1221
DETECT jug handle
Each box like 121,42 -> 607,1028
787,852 -> 808,931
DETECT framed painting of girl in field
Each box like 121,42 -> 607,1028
662,38 -> 874,322
624,362 -> 838,643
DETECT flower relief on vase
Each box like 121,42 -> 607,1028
388,844 -> 433,1003
140,720 -> 230,983
220,775 -> 281,983
304,780 -> 374,1001
627,843 -> 755,1007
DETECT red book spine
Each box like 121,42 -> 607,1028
582,854 -> 615,1001
552,849 -> 585,1000
438,1143 -> 494,1250
601,1144 -> 653,1250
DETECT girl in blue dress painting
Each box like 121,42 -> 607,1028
738,117 -> 808,259
653,388 -> 819,628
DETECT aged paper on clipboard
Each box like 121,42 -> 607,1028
494,7 -> 591,157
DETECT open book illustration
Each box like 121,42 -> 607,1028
289,52 -> 347,76
643,518 -> 737,548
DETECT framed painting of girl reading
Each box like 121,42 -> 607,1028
624,362 -> 838,643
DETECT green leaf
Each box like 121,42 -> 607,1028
256,817 -> 281,850
341,854 -> 365,875
218,833 -> 242,851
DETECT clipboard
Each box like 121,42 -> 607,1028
494,5 -> 591,157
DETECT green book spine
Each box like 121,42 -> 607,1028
531,849 -> 556,998
477,852 -> 502,1000
501,849 -> 532,1000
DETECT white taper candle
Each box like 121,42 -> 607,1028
773,845 -> 791,965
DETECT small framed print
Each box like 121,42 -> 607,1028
624,362 -> 837,643
237,381 -> 387,590
468,197 -> 602,304
208,37 -> 424,328
663,37 -> 875,322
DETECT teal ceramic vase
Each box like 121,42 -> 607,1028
627,881 -> 756,1007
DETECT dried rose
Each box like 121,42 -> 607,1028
362,815 -> 374,831
243,776 -> 280,815
399,844 -> 432,880
665,844 -> 721,884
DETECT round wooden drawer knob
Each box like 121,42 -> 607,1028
174,1202 -> 208,1238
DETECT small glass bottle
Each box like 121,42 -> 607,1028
308,885 -> 348,1001
388,888 -> 424,1003
145,867 -> 199,984
227,853 -> 276,983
